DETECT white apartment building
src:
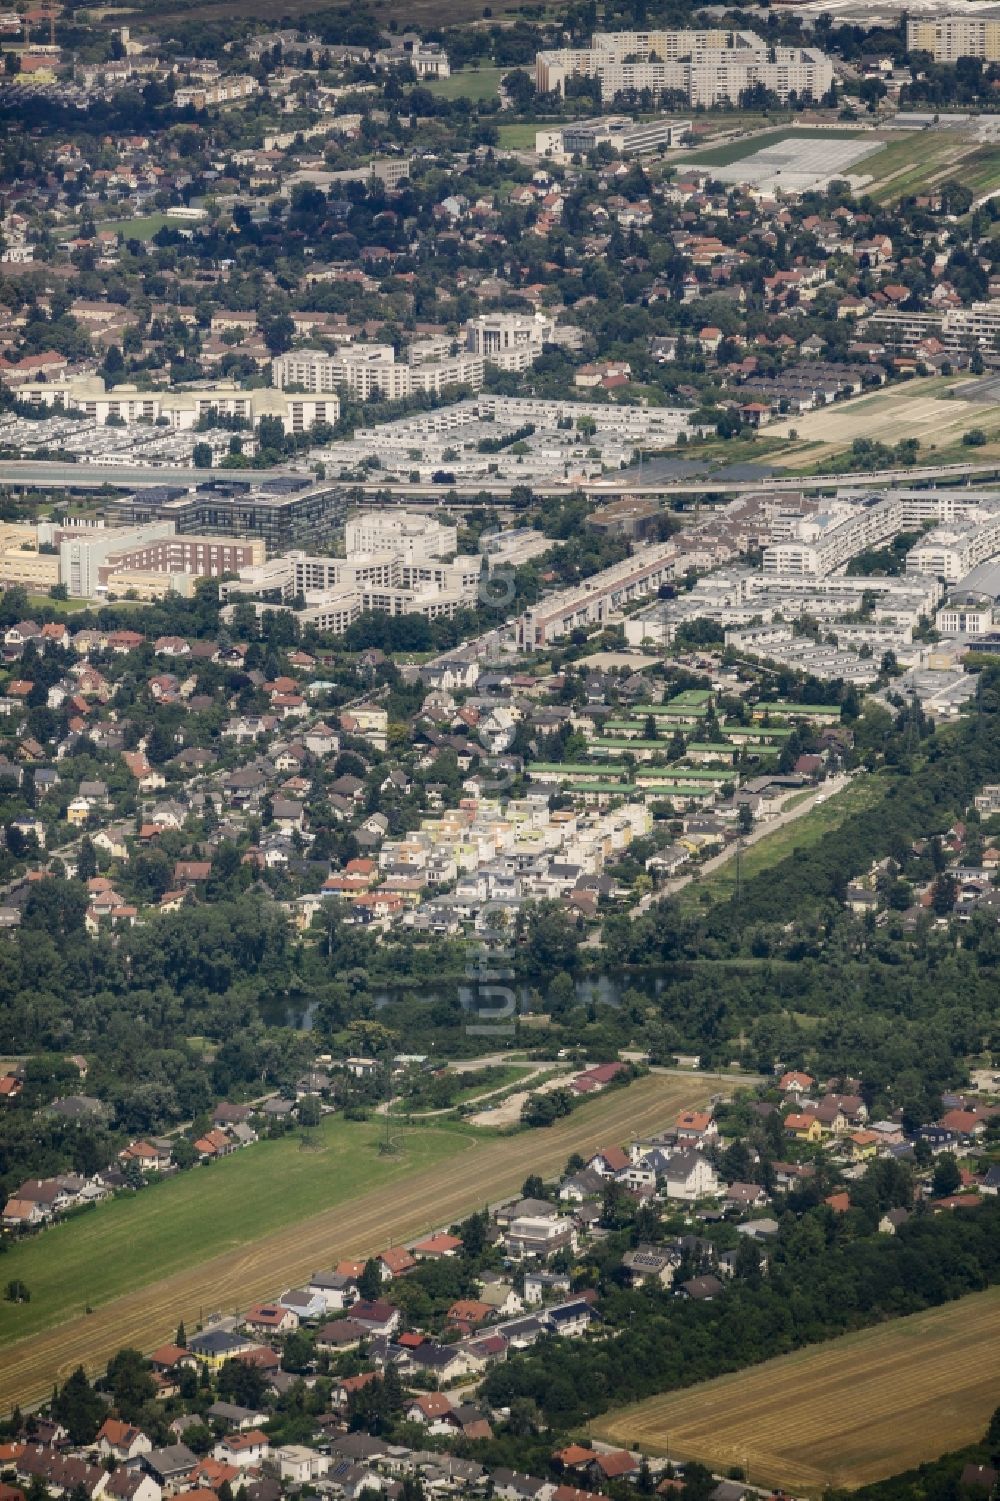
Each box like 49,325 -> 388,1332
18,376 -> 339,436
906,15 -> 1000,61
536,29 -> 832,105
935,598 -> 995,634
624,570 -> 942,646
517,541 -> 681,647
345,511 -> 457,560
271,348 -> 343,394
173,75 -> 257,107
464,313 -> 554,372
867,301 -> 1000,359
907,512 -> 1000,582
272,344 -> 484,399
478,393 -> 692,439
762,495 -> 903,578
220,507 -> 479,635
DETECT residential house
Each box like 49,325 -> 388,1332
212,1432 -> 270,1470
94,1422 -> 152,1464
661,1151 -> 720,1202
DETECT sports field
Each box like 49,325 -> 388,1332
593,1287 -> 1000,1495
0,1072 -> 721,1412
95,212 -> 174,240
427,66 -> 505,102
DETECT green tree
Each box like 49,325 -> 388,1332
105,1348 -> 156,1420
53,1366 -> 105,1443
932,1153 -> 961,1198
281,1328 -> 315,1373
297,1094 -> 321,1128
76,837 -> 98,882
357,1258 -> 383,1302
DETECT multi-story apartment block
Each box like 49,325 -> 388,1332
907,512 -> 1000,582
173,75 -> 257,107
18,377 -> 340,436
344,511 -> 457,561
762,495 -> 903,578
464,313 -> 554,372
536,29 -> 832,105
935,598 -> 995,635
907,16 -> 1000,61
868,302 -> 1000,362
272,344 -> 484,399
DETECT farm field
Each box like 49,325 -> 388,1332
856,128 -> 965,199
767,376 -> 1000,465
0,1072 -> 724,1412
681,775 -> 885,910
427,66 -> 505,102
962,147 -> 1000,197
593,1287 -> 1000,1495
0,1115 -> 463,1349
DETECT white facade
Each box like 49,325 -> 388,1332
908,513 -> 1000,583
18,376 -> 339,436
465,313 -> 554,372
345,511 -> 457,560
536,29 -> 833,105
936,600 -> 995,634
273,344 -> 484,400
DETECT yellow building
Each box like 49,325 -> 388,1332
907,16 -> 1000,59
0,524 -> 60,591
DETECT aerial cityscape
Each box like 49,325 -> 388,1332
0,0 -> 998,1496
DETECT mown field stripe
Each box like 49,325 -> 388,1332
592,1286 -> 1000,1494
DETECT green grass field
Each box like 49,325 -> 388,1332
497,122 -> 542,150
25,594 -> 92,614
962,146 -> 1000,196
0,1116 -> 467,1346
428,66 -> 505,102
860,129 -> 974,203
682,776 -> 885,909
96,212 -> 174,241
683,126 -> 867,168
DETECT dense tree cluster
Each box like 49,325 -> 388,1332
482,1202 -> 1000,1427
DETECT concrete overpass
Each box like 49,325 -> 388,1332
1,458 -> 999,502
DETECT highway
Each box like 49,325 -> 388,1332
2,458 -> 1000,499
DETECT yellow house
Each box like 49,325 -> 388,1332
784,1112 -> 823,1143
847,1130 -> 879,1160
66,797 -> 91,827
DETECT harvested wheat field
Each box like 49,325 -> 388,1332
593,1287 -> 1000,1495
0,1071 -> 721,1414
